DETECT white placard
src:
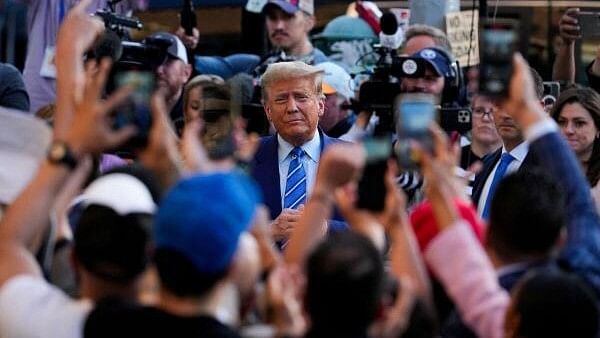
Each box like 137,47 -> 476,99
445,10 -> 479,67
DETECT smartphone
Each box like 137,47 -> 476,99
542,81 -> 561,112
201,106 -> 236,160
440,107 -> 472,134
479,19 -> 519,98
394,93 -> 437,170
578,12 -> 600,39
112,71 -> 154,155
356,137 -> 392,212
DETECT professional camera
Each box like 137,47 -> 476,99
90,1 -> 175,80
356,14 -> 470,135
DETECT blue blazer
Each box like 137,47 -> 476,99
250,130 -> 347,229
532,132 -> 600,296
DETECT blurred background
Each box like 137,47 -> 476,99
1,0 -> 599,83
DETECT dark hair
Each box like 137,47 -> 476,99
550,85 -> 600,186
74,205 -> 152,284
528,67 -> 544,100
154,248 -> 227,298
511,269 -> 599,338
487,170 -> 565,263
305,232 -> 384,335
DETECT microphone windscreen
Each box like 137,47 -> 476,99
380,12 -> 398,35
94,30 -> 123,61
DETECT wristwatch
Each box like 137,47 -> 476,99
47,141 -> 78,169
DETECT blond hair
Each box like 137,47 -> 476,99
183,74 -> 227,110
260,61 -> 324,101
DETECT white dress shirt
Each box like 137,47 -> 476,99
277,131 -> 321,209
477,141 -> 530,216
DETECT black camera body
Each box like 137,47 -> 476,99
357,46 -> 470,135
91,7 -> 173,157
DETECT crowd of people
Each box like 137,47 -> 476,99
1,0 -> 600,337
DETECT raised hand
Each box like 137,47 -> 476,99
558,8 -> 581,45
65,59 -> 137,157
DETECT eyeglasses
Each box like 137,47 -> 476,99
473,107 -> 496,119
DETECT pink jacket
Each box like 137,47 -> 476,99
424,221 -> 510,338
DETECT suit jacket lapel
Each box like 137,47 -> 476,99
472,148 -> 502,206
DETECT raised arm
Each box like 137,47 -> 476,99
552,8 -> 580,82
0,0 -> 136,287
419,125 -> 509,338
504,53 -> 600,295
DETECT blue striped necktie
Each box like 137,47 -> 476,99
284,147 -> 307,210
482,152 -> 515,219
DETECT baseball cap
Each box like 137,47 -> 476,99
0,107 -> 51,205
147,32 -> 188,64
410,47 -> 453,78
154,172 -> 261,274
312,15 -> 377,40
73,170 -> 157,283
263,0 -> 314,15
316,62 -> 355,100
67,168 -> 158,231
78,173 -> 157,215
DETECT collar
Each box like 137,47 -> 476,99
495,261 -> 534,277
502,141 -> 529,162
325,114 -> 356,138
277,130 -> 321,163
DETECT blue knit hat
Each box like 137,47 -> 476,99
154,172 -> 261,274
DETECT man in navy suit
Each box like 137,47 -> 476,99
251,61 -> 344,243
471,69 -> 545,218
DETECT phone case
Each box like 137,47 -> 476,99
578,12 -> 600,38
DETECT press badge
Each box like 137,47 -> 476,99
40,46 -> 57,79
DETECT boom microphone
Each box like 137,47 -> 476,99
379,12 -> 402,50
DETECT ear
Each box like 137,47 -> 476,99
317,95 -> 325,117
183,63 -> 193,81
303,14 -> 315,32
263,103 -> 273,121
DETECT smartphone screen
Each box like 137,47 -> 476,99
112,71 -> 154,154
479,19 -> 519,98
394,93 -> 437,170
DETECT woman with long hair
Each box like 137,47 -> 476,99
551,85 -> 600,209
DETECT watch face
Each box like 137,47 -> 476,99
50,143 -> 66,160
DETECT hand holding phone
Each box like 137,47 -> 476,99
112,71 -> 154,156
558,8 -> 582,43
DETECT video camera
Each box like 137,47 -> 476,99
91,0 -> 181,80
356,13 -> 470,135
89,1 -> 176,155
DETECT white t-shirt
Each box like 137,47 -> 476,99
0,275 -> 92,338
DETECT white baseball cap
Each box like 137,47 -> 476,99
316,62 -> 355,101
